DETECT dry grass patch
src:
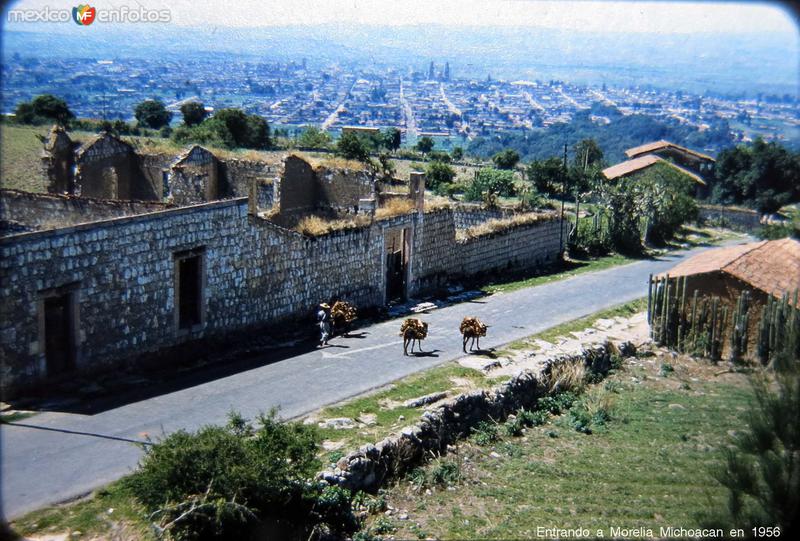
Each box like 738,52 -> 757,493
545,359 -> 587,394
456,212 -> 556,241
293,214 -> 372,236
376,197 -> 414,219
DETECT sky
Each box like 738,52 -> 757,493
3,0 -> 799,35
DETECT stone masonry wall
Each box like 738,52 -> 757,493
451,205 -> 513,230
1,204 -> 564,395
0,190 -> 170,234
698,204 -> 761,232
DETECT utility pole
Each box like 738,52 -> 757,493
559,143 -> 568,255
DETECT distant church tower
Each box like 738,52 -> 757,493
428,61 -> 435,80
444,62 -> 450,81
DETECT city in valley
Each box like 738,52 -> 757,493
0,2 -> 798,541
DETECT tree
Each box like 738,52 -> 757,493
425,161 -> 456,191
572,138 -> 604,170
297,127 -> 332,149
492,149 -> 521,169
632,163 -> 698,244
465,168 -> 516,202
180,101 -> 207,127
134,99 -> 172,129
382,127 -> 401,151
14,94 -> 74,125
451,146 -> 464,162
711,139 -> 800,213
336,131 -> 370,162
527,157 -> 563,195
416,136 -> 434,154
706,367 -> 799,537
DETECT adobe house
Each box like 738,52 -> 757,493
625,140 -> 716,180
656,236 -> 800,355
602,154 -> 707,196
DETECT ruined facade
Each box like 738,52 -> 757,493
1,153 -> 566,397
39,128 -> 276,207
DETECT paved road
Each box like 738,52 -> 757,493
0,243 -> 731,520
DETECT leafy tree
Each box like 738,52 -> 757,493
527,157 -> 564,195
336,131 -> 371,162
572,138 -> 604,170
377,152 -> 396,179
416,136 -> 434,154
297,127 -> 333,149
465,168 -> 515,202
451,146 -> 464,161
428,150 -> 452,163
603,183 -> 643,254
243,114 -> 270,149
632,163 -> 698,244
172,108 -> 271,150
382,127 -> 401,151
492,149 -> 521,169
134,99 -> 172,129
180,101 -> 207,127
14,94 -> 74,125
711,139 -> 800,213
425,161 -> 456,191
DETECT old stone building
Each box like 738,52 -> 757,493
39,127 -> 275,207
0,153 -> 566,398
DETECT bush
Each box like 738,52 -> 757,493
471,420 -> 500,445
14,94 -> 75,126
135,99 -> 172,129
465,168 -> 516,202
425,161 -> 456,191
705,369 -> 800,536
568,214 -> 612,257
126,411 -> 327,540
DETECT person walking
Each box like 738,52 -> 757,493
317,303 -> 332,346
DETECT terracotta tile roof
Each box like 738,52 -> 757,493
724,238 -> 800,304
602,154 -> 706,185
660,238 -> 800,305
625,140 -> 716,162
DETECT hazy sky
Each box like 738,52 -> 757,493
4,0 -> 799,35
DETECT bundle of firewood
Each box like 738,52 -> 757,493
460,316 -> 487,338
331,300 -> 357,327
400,318 -> 428,339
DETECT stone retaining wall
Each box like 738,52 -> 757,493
317,340 -> 633,493
698,204 -> 761,232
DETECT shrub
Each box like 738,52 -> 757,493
471,420 -> 500,446
705,369 -> 800,536
425,161 -> 456,191
125,411 -> 322,539
465,168 -> 516,202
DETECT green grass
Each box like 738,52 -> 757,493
316,363 -> 488,452
1,124 -> 50,192
500,297 -> 648,353
480,253 -> 635,294
375,356 -> 754,540
11,479 -> 153,540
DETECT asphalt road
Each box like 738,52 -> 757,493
0,243 -> 732,520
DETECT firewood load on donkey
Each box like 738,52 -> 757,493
331,300 -> 357,337
400,318 -> 428,356
460,316 -> 488,353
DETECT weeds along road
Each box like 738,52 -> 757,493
1,242 -> 740,520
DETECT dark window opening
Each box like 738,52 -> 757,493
176,251 -> 203,330
44,292 -> 75,375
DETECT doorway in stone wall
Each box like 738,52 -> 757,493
385,227 -> 411,303
41,289 -> 77,376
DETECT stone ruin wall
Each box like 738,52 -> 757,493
0,190 -> 170,234
0,200 -> 564,396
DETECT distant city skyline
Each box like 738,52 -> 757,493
3,0 -> 799,35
